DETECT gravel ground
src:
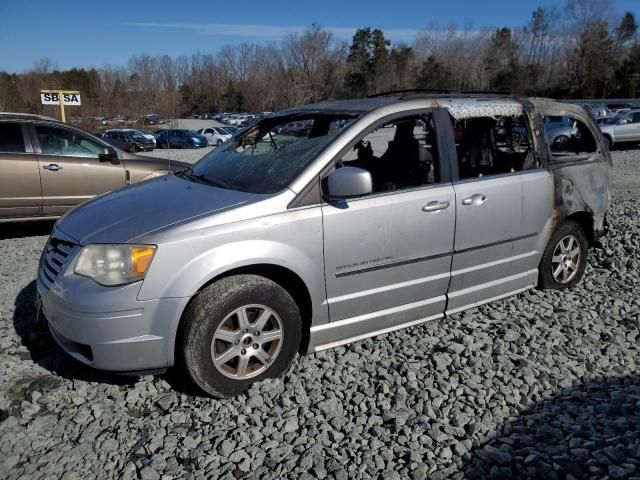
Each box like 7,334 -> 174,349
0,151 -> 639,480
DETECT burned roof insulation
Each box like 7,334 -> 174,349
441,101 -> 523,120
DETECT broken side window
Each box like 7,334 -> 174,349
335,113 -> 441,193
452,114 -> 536,180
543,116 -> 597,155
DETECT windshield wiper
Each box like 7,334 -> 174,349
179,170 -> 232,189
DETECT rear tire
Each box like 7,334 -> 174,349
217,139 -> 223,146
181,275 -> 302,397
538,220 -> 589,290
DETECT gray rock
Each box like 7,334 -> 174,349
155,393 -> 177,412
218,439 -> 235,458
139,467 -> 160,480
101,438 -> 119,453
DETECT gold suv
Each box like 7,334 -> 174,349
0,113 -> 189,222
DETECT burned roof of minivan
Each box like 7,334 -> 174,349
276,94 -> 525,119
273,93 -> 586,122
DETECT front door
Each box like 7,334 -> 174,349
0,122 -> 42,219
318,111 -> 455,347
31,124 -> 126,215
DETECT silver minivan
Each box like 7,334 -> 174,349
36,95 -> 611,397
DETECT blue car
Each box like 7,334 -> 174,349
156,129 -> 208,149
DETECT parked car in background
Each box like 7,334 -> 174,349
144,114 -> 165,126
543,116 -> 579,151
156,129 -> 208,149
103,129 -> 155,152
599,109 -> 640,149
582,104 -> 613,119
596,116 -> 621,126
137,129 -> 157,147
228,115 -> 248,126
611,108 -> 631,116
0,113 -> 189,222
197,126 -> 233,146
223,126 -> 240,135
277,120 -> 313,136
97,131 -> 129,151
35,95 -> 610,397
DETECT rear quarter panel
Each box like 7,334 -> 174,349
531,100 -> 612,235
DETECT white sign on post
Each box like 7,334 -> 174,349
41,92 -> 82,106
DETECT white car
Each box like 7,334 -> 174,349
197,126 -> 233,146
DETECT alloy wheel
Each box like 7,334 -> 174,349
551,234 -> 582,284
211,304 -> 284,379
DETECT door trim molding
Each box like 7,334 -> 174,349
454,232 -> 537,255
335,232 -> 537,278
335,251 -> 452,278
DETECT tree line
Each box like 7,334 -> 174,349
0,0 -> 638,123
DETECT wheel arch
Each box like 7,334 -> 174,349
174,263 -> 314,364
565,211 -> 595,244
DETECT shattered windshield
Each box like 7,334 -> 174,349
188,113 -> 358,193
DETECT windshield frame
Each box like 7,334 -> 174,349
187,111 -> 361,194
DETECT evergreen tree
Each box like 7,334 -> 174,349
483,28 -> 519,92
416,55 -> 453,90
344,28 -> 390,96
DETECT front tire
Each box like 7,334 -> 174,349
538,220 -> 589,290
181,275 -> 302,397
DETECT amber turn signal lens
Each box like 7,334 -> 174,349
131,246 -> 156,276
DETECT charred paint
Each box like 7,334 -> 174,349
531,99 -> 612,240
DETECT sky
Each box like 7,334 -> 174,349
1,0 -> 639,73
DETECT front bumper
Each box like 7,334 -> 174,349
36,260 -> 188,372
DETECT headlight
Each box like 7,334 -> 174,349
74,244 -> 157,286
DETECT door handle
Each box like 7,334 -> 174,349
422,200 -> 450,212
42,164 -> 62,171
462,194 -> 487,206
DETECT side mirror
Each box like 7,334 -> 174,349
99,147 -> 119,163
323,166 -> 373,200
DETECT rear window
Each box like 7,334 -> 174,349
543,116 -> 597,155
0,123 -> 26,153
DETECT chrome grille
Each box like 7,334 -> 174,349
39,237 -> 78,289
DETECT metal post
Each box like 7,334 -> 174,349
59,92 -> 66,123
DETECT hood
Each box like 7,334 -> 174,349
56,174 -> 256,244
121,154 -> 190,173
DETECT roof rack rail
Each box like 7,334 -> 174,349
368,88 -> 456,98
459,90 -> 514,95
